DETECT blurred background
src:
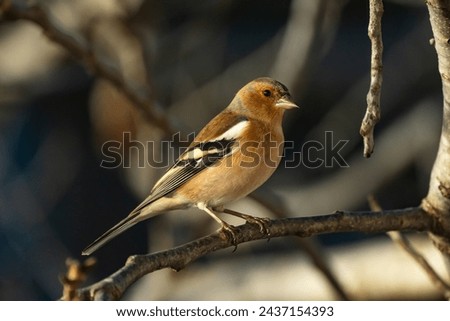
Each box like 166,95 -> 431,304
0,0 -> 447,300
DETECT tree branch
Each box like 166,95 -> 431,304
0,0 -> 174,136
424,0 -> 450,261
72,207 -> 445,300
360,0 -> 383,157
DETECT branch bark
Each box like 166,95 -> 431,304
360,0 -> 383,157
73,207 -> 444,300
424,0 -> 450,260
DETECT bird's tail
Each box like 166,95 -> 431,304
82,212 -> 142,256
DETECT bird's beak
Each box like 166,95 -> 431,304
276,96 -> 299,110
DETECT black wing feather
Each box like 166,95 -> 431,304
130,138 -> 235,214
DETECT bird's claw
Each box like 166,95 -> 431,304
244,216 -> 271,238
222,208 -> 271,239
220,222 -> 238,252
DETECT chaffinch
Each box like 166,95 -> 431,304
82,77 -> 298,255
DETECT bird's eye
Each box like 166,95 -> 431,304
263,89 -> 272,97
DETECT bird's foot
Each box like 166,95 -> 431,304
222,208 -> 271,238
219,221 -> 238,252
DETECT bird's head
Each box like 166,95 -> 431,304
234,77 -> 299,121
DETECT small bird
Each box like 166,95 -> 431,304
82,77 -> 298,255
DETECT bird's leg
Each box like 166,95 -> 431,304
198,204 -> 238,249
221,208 -> 271,237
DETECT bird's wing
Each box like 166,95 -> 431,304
129,113 -> 249,215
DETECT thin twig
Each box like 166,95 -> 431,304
0,0 -> 174,136
368,195 -> 450,300
360,0 -> 383,157
74,207 -> 441,300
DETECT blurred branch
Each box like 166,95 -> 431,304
360,0 -> 383,157
270,0 -> 325,86
0,0 -> 174,136
74,206 -> 445,300
250,193 -> 350,300
60,258 -> 96,301
270,0 -> 346,89
368,195 -> 450,299
387,231 -> 450,299
295,238 -> 350,300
